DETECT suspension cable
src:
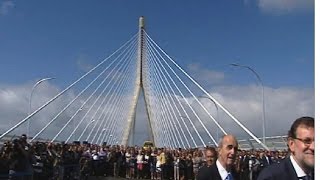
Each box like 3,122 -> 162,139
146,36 -> 201,147
146,34 -> 221,146
0,33 -> 138,140
146,31 -> 268,149
147,42 -> 191,148
146,43 -> 189,148
85,43 -> 137,142
90,41 -> 137,143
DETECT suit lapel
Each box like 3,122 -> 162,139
283,157 -> 299,180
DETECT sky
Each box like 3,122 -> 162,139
0,0 -> 315,146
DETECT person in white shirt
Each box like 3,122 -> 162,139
216,134 -> 239,180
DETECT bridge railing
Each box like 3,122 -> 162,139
238,135 -> 287,150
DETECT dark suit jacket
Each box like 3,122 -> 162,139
197,163 -> 239,180
240,155 -> 250,171
261,155 -> 273,166
257,157 -> 307,180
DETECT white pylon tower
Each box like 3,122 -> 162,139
121,17 -> 155,146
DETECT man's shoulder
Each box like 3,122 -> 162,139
258,161 -> 283,176
199,164 -> 217,171
257,158 -> 296,180
197,164 -> 220,180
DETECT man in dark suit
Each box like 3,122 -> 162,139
258,116 -> 314,180
197,134 -> 240,180
197,147 -> 217,180
239,150 -> 250,180
260,151 -> 273,167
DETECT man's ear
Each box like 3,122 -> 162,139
217,147 -> 221,156
287,137 -> 295,154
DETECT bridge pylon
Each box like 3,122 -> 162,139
121,17 -> 155,146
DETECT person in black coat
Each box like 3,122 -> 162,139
197,147 -> 217,180
258,117 -> 314,180
197,164 -> 216,180
261,152 -> 273,167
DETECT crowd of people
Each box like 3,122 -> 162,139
0,116 -> 314,180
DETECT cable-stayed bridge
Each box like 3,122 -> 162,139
0,17 -> 287,150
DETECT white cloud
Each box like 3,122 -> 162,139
0,0 -> 14,16
0,80 -> 314,147
209,85 -> 314,136
257,0 -> 314,15
0,82 -> 89,140
187,63 -> 225,85
133,84 -> 314,147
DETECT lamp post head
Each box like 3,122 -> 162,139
230,63 -> 240,67
36,77 -> 56,85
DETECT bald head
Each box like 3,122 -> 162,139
218,134 -> 238,148
218,134 -> 239,170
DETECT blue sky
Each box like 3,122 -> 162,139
0,0 -> 314,87
0,0 -> 315,145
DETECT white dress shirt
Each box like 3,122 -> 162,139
216,160 -> 229,180
290,155 -> 307,178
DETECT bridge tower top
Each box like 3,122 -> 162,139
139,16 -> 145,29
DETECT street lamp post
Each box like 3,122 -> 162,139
199,96 -> 219,141
230,63 -> 266,145
72,108 -> 82,141
28,77 -> 55,141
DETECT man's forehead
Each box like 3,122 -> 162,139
224,143 -> 238,149
223,136 -> 238,146
206,150 -> 214,154
296,126 -> 314,135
